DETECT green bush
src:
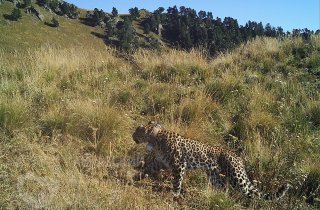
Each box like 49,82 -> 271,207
51,17 -> 59,27
10,8 -> 22,21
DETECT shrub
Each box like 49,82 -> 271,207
9,8 -> 22,21
23,0 -> 32,7
51,17 -> 59,27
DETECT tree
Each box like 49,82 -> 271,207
156,7 -> 165,13
111,7 -> 118,17
91,8 -> 105,26
60,2 -> 70,16
36,0 -> 48,6
105,20 -> 115,38
301,28 -> 311,40
207,12 -> 213,20
150,15 -> 158,32
292,29 -> 301,37
67,3 -> 79,19
117,17 -> 136,51
276,26 -> 284,37
129,7 -> 140,20
48,0 -> 59,12
265,23 -> 276,37
143,22 -> 151,34
198,10 -> 206,19
23,0 -> 32,8
256,22 -> 264,36
10,8 -> 22,21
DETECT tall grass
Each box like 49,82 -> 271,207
1,36 -> 320,209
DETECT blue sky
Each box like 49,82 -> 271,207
66,0 -> 319,31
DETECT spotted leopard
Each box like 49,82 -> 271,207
132,121 -> 290,200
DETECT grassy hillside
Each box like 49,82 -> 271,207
1,2 -> 320,209
1,35 -> 320,209
0,1 -> 106,51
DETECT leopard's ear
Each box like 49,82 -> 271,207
151,123 -> 161,137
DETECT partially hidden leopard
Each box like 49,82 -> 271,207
132,121 -> 291,200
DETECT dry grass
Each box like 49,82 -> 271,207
1,36 -> 320,209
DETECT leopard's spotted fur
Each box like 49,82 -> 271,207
132,121 -> 290,200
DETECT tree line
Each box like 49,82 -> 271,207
83,5 -> 317,53
3,0 -> 79,22
3,1 -> 317,54
37,0 -> 79,19
140,6 -> 317,54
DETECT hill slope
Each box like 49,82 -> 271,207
0,1 -> 106,51
1,1 -> 320,209
1,35 -> 320,209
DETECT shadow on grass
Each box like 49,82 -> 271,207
79,17 -> 96,27
91,31 -> 106,39
3,14 -> 18,21
44,22 -> 57,28
90,31 -> 120,49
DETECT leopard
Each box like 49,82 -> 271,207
132,121 -> 291,200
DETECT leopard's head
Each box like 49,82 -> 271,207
132,121 -> 162,144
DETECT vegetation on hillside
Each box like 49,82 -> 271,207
1,0 -> 320,209
2,0 -> 317,53
1,35 -> 320,209
0,1 -> 106,51
81,5 -> 317,53
140,6 -> 315,53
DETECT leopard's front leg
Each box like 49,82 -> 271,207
142,155 -> 165,178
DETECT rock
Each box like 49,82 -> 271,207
99,21 -> 106,28
26,6 -> 44,21
113,16 -> 121,25
10,0 -> 20,6
37,13 -> 44,21
157,23 -> 163,36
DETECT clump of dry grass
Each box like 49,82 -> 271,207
132,48 -> 210,85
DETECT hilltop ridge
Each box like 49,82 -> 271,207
1,0 -> 317,53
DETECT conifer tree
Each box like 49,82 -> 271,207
117,17 -> 135,51
129,7 -> 140,20
112,7 -> 118,17
23,0 -> 32,8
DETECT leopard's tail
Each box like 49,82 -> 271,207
244,180 -> 291,201
260,183 -> 291,200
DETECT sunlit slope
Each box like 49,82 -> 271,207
0,1 -> 106,51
